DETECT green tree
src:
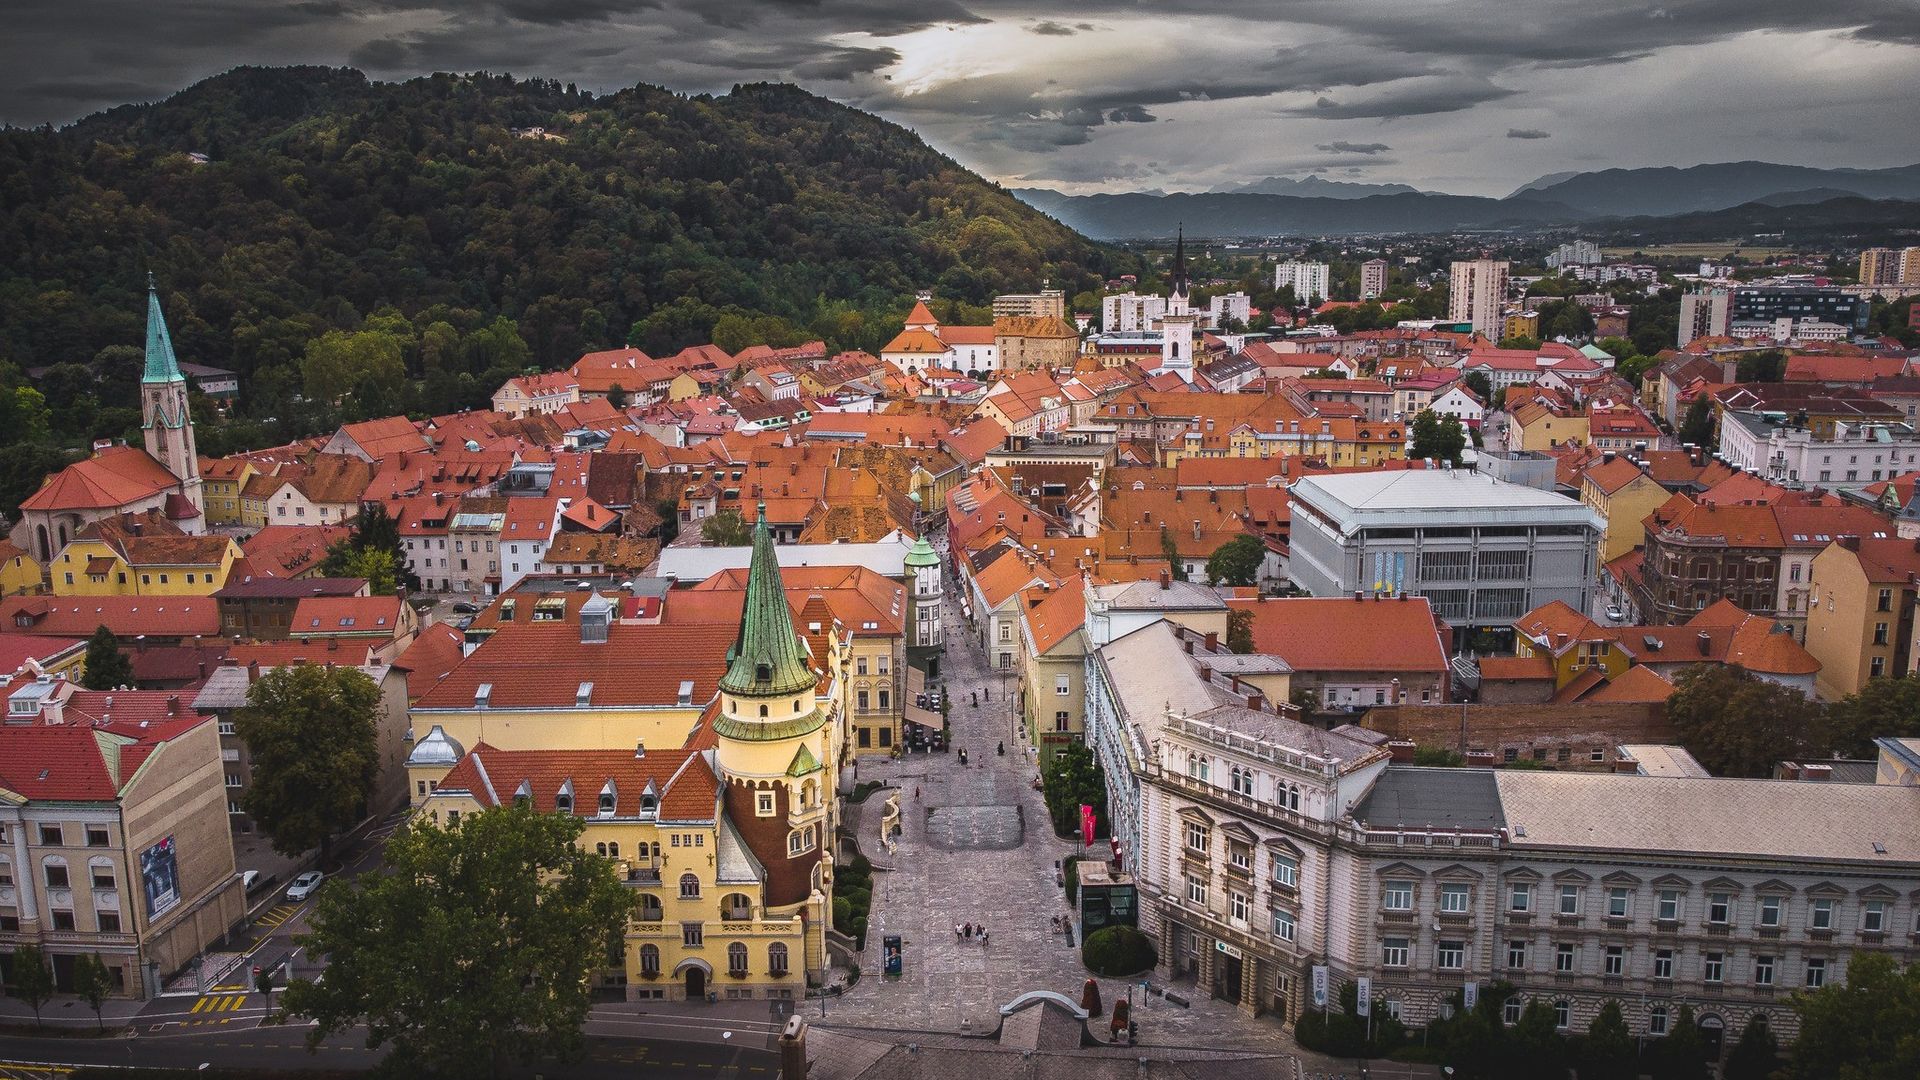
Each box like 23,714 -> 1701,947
1226,607 -> 1255,654
1679,394 -> 1715,449
1413,745 -> 1465,767
1651,1004 -> 1710,1080
1788,951 -> 1920,1080
605,383 -> 629,409
1578,1000 -> 1636,1080
1723,1012 -> 1780,1080
235,664 -> 382,865
701,509 -> 751,546
72,953 -> 115,1030
301,328 -> 407,406
0,443 -> 76,519
1041,741 -> 1108,838
1668,665 -> 1824,777
81,625 -> 136,690
1159,526 -> 1188,581
320,503 -> 418,592
337,547 -> 400,596
10,944 -> 55,1029
1205,534 -> 1265,587
1410,409 -> 1468,466
1736,349 -> 1786,383
1822,675 -> 1920,757
282,803 -> 630,1078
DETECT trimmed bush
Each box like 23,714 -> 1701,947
1081,925 -> 1157,977
1063,856 -> 1082,903
832,896 -> 852,932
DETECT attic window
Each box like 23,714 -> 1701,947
677,680 -> 694,707
513,779 -> 532,807
598,780 -> 617,816
474,683 -> 493,708
555,780 -> 574,813
576,681 -> 594,707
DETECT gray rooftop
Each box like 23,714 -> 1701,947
1186,703 -> 1380,765
1097,621 -> 1233,728
658,537 -> 910,582
1352,767 -> 1506,832
1291,469 -> 1602,533
1089,578 -> 1227,612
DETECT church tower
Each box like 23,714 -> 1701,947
141,275 -> 204,519
903,534 -> 943,679
712,504 -> 836,980
1161,227 -> 1197,382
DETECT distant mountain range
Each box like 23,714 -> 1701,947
1015,160 -> 1920,239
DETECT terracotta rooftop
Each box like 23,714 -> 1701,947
414,622 -> 735,711
436,743 -> 718,820
1225,595 -> 1449,674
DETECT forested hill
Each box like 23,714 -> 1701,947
0,66 -> 1129,418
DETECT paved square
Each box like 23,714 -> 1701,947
925,805 -> 1024,849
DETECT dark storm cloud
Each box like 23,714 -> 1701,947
793,46 -> 903,81
1106,105 -> 1156,123
1029,20 -> 1077,34
1506,128 -> 1551,139
1282,77 -> 1517,119
1316,140 -> 1391,154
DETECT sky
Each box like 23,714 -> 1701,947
5,0 -> 1919,197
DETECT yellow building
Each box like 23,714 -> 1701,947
408,508 -> 843,999
0,540 -> 43,596
1579,456 -> 1672,564
1804,537 -> 1920,700
197,457 -> 257,526
1513,601 -> 1631,688
1503,311 -> 1540,341
1508,400 -> 1589,451
51,522 -> 241,597
1017,576 -> 1090,766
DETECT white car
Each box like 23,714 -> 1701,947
1604,606 -> 1627,623
285,871 -> 325,901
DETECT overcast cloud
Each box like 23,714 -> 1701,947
3,0 -> 1916,195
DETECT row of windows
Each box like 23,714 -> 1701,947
2,824 -> 113,848
0,857 -> 117,892
1384,935 -> 1832,989
1386,879 -> 1897,933
635,941 -> 789,978
65,571 -> 210,587
0,908 -> 123,933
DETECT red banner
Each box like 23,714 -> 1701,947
1080,803 -> 1096,848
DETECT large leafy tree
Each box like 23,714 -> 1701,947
1205,534 -> 1265,587
282,804 -> 631,1078
700,509 -> 751,547
1041,741 -> 1108,839
73,953 -> 116,1030
1667,665 -> 1824,777
235,664 -> 382,865
1723,1012 -> 1780,1080
1679,395 -> 1715,449
81,625 -> 136,690
321,502 -> 419,592
1822,675 -> 1920,757
1577,1000 -> 1635,1080
1789,951 -> 1920,1080
1651,1004 -> 1710,1080
1410,408 -> 1468,466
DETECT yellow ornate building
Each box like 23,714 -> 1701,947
408,506 -> 843,1000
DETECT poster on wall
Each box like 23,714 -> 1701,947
141,835 -> 181,919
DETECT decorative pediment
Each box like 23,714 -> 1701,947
1502,867 -> 1543,883
1220,821 -> 1259,843
1601,871 -> 1643,886
1176,805 -> 1215,826
1856,884 -> 1899,900
1551,868 -> 1593,883
1805,881 -> 1848,898
1263,835 -> 1305,858
1375,861 -> 1427,880
1432,863 -> 1485,882
1751,879 -> 1795,896
1701,876 -> 1744,893
1650,874 -> 1694,889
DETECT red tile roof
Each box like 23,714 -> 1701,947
1226,596 -> 1449,674
290,596 -> 406,635
395,622 -> 466,704
20,446 -> 180,513
414,623 -> 736,710
436,743 -> 718,820
0,596 -> 220,638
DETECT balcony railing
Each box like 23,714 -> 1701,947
621,858 -> 663,886
721,906 -> 754,922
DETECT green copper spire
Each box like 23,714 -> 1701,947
904,534 -> 938,569
143,273 -> 185,385
717,503 -> 817,700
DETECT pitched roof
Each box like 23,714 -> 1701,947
1226,596 -> 1449,674
1582,664 -> 1675,704
289,596 -> 406,635
1021,576 -> 1087,656
415,622 -> 735,711
0,596 -> 220,638
436,743 -> 717,820
20,446 -> 180,513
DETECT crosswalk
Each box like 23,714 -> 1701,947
255,903 -> 300,930
0,1063 -> 75,1080
184,991 -> 250,1025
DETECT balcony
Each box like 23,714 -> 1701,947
621,858 -> 663,886
721,905 -> 754,923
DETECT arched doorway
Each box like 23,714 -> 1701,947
1697,1013 -> 1726,1059
677,958 -> 711,1001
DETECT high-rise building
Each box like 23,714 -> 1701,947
1360,259 -> 1389,300
1448,259 -> 1510,338
1101,292 -> 1168,332
1274,261 -> 1331,306
1860,248 -> 1900,286
1678,289 -> 1731,346
992,288 -> 1066,319
1731,286 -> 1869,333
1545,240 -> 1603,270
1206,292 -> 1251,328
1902,247 -> 1920,285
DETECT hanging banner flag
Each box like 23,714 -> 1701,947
1310,965 -> 1329,1009
1463,980 -> 1479,1011
1080,804 -> 1097,848
1356,977 -> 1373,1018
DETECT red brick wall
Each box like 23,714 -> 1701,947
1361,702 -> 1671,769
722,778 -> 821,908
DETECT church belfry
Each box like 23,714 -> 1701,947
141,275 -> 203,515
1167,225 -> 1191,317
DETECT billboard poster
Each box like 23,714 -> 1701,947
1310,964 -> 1329,1009
1356,976 -> 1373,1017
141,835 -> 181,919
1463,980 -> 1480,1011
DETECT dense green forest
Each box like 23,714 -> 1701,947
0,66 -> 1133,465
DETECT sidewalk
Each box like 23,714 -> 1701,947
0,993 -> 147,1030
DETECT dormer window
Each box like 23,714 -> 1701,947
555,779 -> 574,814
759,704 -> 769,718
598,780 -> 617,816
513,779 -> 532,807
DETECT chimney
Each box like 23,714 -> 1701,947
198,660 -> 207,680
247,660 -> 260,683
166,694 -> 180,716
1387,739 -> 1417,764
1353,590 -> 1364,602
1159,569 -> 1171,590
1695,631 -> 1713,656
1613,751 -> 1640,774
1245,692 -> 1264,711
1464,749 -> 1496,768
1183,637 -> 1194,654
634,741 -> 646,759
778,1016 -> 808,1080
1801,762 -> 1831,782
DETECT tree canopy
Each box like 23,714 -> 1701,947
320,502 -> 418,593
283,803 -> 631,1078
235,664 -> 383,862
1789,951 -> 1920,1080
701,508 -> 751,547
81,625 -> 135,690
1410,409 -> 1468,466
1822,675 -> 1920,757
1205,534 -> 1265,587
1667,665 -> 1824,777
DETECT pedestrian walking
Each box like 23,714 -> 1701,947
964,921 -> 974,939
997,740 -> 1005,756
955,923 -> 963,942
981,928 -> 990,947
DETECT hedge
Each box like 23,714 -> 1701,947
1081,925 -> 1157,977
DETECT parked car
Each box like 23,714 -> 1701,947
1604,605 -> 1626,622
286,870 -> 325,901
450,601 -> 481,614
240,870 -> 261,894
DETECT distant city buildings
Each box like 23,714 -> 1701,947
1678,288 -> 1730,346
991,288 -> 1067,319
1102,292 -> 1168,333
1545,240 -> 1602,269
1273,261 -> 1331,306
1207,291 -> 1251,328
1859,246 -> 1920,287
1360,258 -> 1389,300
1448,259 -> 1510,339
